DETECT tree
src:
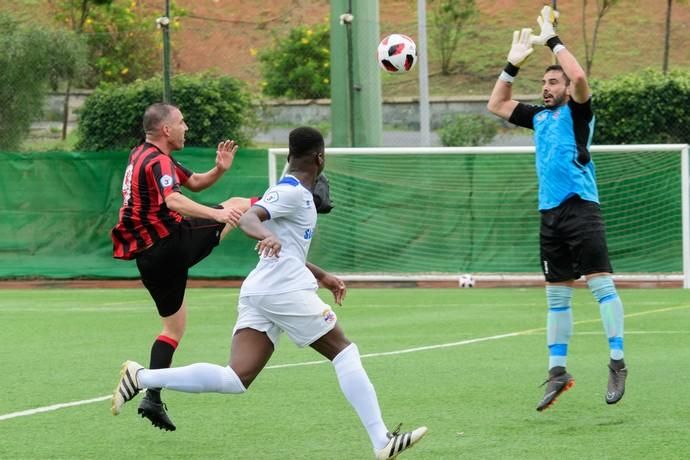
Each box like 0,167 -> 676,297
51,0 -> 170,87
429,0 -> 478,75
258,22 -> 330,99
49,0 -> 112,140
0,13 -> 86,150
663,0 -> 688,74
581,0 -> 620,77
51,0 -> 185,139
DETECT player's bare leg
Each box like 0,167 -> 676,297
229,327 -> 275,388
312,325 -> 427,459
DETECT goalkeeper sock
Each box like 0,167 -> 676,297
138,363 -> 246,394
332,343 -> 389,450
588,276 -> 625,361
546,285 -> 574,370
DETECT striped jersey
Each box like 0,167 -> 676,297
111,142 -> 193,259
509,98 -> 598,210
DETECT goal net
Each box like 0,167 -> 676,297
268,145 -> 690,287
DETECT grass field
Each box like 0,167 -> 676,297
1,287 -> 689,459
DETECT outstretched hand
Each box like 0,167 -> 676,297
213,206 -> 243,227
531,5 -> 558,46
216,140 -> 239,172
507,28 -> 534,67
320,273 -> 346,306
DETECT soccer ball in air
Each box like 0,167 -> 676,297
377,34 -> 417,73
459,274 -> 475,288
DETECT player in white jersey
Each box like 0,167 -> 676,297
112,127 -> 427,459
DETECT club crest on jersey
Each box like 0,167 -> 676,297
322,308 -> 337,324
264,191 -> 279,203
160,174 -> 173,188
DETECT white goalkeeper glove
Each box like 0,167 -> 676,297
531,5 -> 559,46
507,28 -> 534,67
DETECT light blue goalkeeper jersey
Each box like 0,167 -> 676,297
509,98 -> 598,211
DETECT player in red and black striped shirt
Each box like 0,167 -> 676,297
111,103 -> 255,431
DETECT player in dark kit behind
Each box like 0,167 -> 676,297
111,103 -> 254,431
487,6 -> 627,412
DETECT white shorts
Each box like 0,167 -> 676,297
233,290 -> 338,348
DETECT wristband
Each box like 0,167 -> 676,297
546,36 -> 564,51
552,44 -> 566,54
499,71 -> 514,83
504,62 -> 520,77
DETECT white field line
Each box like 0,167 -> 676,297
1,304 -> 689,422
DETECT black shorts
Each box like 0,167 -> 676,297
539,195 -> 613,283
135,217 -> 224,317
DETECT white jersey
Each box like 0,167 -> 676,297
240,175 -> 318,296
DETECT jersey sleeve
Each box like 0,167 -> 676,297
172,157 -> 193,185
150,156 -> 182,202
568,97 -> 594,123
508,103 -> 544,130
254,185 -> 302,220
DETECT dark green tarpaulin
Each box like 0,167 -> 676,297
0,149 -> 268,278
0,149 -> 682,278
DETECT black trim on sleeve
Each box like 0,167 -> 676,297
508,103 -> 546,130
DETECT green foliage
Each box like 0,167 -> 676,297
76,73 -> 256,151
438,113 -> 498,146
429,0 -> 478,75
258,22 -> 330,99
0,13 -> 87,150
592,69 -> 690,144
52,0 -> 185,87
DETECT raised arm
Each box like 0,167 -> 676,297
487,28 -> 534,120
531,5 -> 590,103
184,140 -> 239,192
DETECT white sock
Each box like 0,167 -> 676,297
332,343 -> 389,449
138,363 -> 246,394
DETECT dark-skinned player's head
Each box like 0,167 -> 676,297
287,127 -> 325,175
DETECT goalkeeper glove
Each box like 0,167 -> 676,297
531,5 -> 559,46
507,28 -> 534,67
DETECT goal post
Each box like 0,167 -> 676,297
268,144 -> 690,287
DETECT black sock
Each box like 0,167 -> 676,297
146,336 -> 178,400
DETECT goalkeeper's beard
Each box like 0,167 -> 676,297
544,92 -> 567,108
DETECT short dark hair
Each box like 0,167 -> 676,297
288,126 -> 324,159
544,64 -> 571,86
143,103 -> 177,134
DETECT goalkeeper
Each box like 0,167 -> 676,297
487,6 -> 627,412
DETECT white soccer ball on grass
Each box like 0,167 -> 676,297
458,274 -> 475,288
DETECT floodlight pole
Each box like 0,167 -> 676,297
417,0 -> 431,146
157,0 -> 173,103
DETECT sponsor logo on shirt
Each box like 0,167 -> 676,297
160,174 -> 173,188
304,228 -> 314,240
322,308 -> 337,323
